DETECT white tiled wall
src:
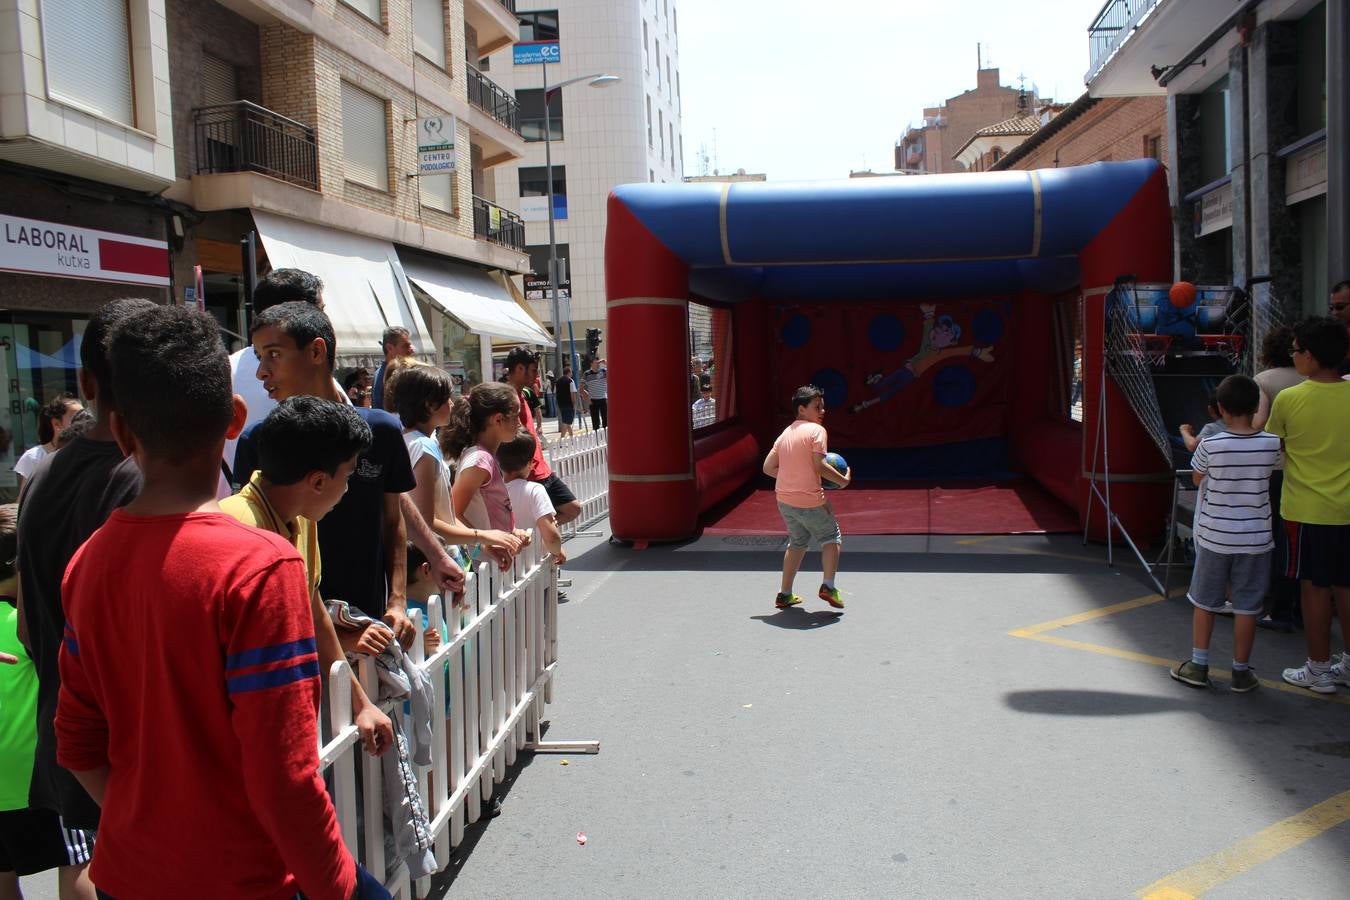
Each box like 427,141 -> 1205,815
487,0 -> 682,331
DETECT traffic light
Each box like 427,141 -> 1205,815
585,328 -> 602,362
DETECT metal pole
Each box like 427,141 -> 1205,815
544,59 -> 563,380
1329,0 -> 1349,283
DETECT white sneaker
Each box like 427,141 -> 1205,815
1329,655 -> 1350,687
1282,662 -> 1336,694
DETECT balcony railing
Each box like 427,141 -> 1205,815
473,196 -> 526,252
1087,0 -> 1161,84
467,65 -> 521,135
192,101 -> 318,190
497,0 -> 516,11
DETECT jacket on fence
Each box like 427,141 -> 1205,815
327,600 -> 437,879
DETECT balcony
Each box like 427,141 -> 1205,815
473,196 -> 526,252
464,0 -> 521,56
1087,0 -> 1161,84
193,101 -> 318,190
467,66 -> 521,135
1086,0 -> 1238,97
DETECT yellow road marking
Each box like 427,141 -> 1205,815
1136,789 -> 1350,899
1008,589 -> 1181,637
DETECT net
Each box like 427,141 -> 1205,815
1102,286 -> 1174,467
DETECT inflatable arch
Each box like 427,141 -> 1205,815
603,159 -> 1173,543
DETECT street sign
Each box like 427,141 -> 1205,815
416,116 -> 457,175
514,41 -> 561,65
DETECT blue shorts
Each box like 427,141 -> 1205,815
559,406 -> 575,425
777,501 -> 842,550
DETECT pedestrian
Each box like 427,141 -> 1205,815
762,385 -> 850,610
1329,279 -> 1349,376
386,363 -> 521,565
56,304 -> 388,899
580,356 -> 609,431
1168,375 -> 1281,692
553,365 -> 577,438
372,326 -> 414,411
15,298 -> 153,872
497,430 -> 567,566
502,348 -> 583,525
0,503 -> 96,900
1252,325 -> 1305,632
220,396 -> 394,756
441,382 -> 528,543
1264,317 -> 1350,693
344,367 -> 374,407
232,303 -> 456,651
13,393 -> 83,493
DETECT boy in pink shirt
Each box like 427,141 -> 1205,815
763,385 -> 851,610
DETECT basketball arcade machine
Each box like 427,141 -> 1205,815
604,160 -> 1177,566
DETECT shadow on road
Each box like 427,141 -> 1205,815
1004,689 -> 1193,717
750,608 -> 844,630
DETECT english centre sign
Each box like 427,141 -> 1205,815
417,116 -> 457,175
514,41 -> 561,65
0,214 -> 169,287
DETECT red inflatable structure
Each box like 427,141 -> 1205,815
603,160 -> 1173,543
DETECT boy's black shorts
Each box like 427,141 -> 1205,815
0,807 -> 93,875
533,473 -> 577,511
1285,522 -> 1350,588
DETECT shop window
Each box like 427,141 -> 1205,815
689,301 -> 733,430
517,89 -> 564,142
1197,76 -> 1231,185
341,82 -> 389,191
1296,5 -> 1327,136
0,313 -> 88,498
41,0 -> 135,125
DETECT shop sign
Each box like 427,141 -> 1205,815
1285,139 -> 1326,206
514,42 -> 561,66
1193,181 -> 1233,237
416,116 -> 457,175
524,272 -> 570,301
0,214 -> 169,286
520,194 -> 567,222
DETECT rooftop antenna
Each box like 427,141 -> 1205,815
977,42 -> 981,70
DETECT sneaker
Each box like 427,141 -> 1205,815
1256,616 -> 1294,633
1230,668 -> 1259,693
1281,662 -> 1336,694
1216,601 -> 1235,617
1329,656 -> 1350,687
817,584 -> 844,609
1170,660 -> 1209,688
775,592 -> 802,609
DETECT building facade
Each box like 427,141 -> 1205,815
1088,0 -> 1338,318
895,68 -> 1048,175
991,94 -> 1167,173
484,0 -> 683,368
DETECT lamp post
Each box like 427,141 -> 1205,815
540,62 -> 619,381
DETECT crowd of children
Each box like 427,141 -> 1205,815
0,268 -> 573,898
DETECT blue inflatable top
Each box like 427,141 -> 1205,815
611,159 -> 1162,301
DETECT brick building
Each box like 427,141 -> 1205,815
895,67 -> 1049,174
991,94 -> 1167,173
953,114 -> 1042,173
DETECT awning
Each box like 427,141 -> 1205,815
402,256 -> 554,347
251,211 -> 434,367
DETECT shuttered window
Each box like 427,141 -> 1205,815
202,54 -> 238,108
341,83 -> 388,191
41,0 -> 135,125
413,0 -> 445,66
421,174 -> 453,212
342,0 -> 381,23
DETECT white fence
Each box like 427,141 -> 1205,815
319,539 -> 561,899
544,428 -> 609,538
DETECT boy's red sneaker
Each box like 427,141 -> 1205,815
818,584 -> 844,609
774,592 -> 802,609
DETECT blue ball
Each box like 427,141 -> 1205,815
823,452 -> 849,490
868,314 -> 905,352
809,368 -> 849,409
781,314 -> 811,348
933,365 -> 977,408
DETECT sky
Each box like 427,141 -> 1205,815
677,0 -> 1102,182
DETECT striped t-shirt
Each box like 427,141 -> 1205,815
581,367 -> 608,400
1192,430 -> 1282,554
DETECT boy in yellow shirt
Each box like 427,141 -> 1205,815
1264,317 -> 1350,693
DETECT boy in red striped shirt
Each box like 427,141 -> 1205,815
55,306 -> 386,899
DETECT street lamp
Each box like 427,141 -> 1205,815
540,64 -> 619,381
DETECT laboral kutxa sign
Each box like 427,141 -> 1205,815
0,214 -> 169,287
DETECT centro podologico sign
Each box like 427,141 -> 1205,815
0,214 -> 169,287
417,116 -> 457,175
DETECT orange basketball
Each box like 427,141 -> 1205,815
1169,281 -> 1197,308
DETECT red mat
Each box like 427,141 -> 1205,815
701,480 -> 1079,536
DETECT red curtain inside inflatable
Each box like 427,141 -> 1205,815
769,299 -> 1015,452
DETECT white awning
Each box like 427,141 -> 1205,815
403,256 -> 554,347
251,211 -> 434,367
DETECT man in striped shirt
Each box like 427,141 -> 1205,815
580,357 -> 609,431
1171,375 -> 1282,693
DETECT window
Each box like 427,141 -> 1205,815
202,54 -> 238,108
658,109 -> 665,158
669,124 -> 675,169
413,0 -> 445,65
341,82 -> 388,190
1198,76 -> 1231,185
41,0 -> 135,125
666,57 -> 672,92
517,88 -> 563,141
421,173 -> 453,212
646,95 -> 653,146
518,10 -> 559,42
677,72 -> 681,109
519,166 -> 566,220
655,39 -> 661,87
342,0 -> 381,23
643,21 -> 649,71
649,169 -> 655,182
1145,134 -> 1162,161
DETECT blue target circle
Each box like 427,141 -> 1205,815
972,309 -> 1005,345
933,365 -> 977,408
868,314 -> 906,352
809,368 -> 849,409
781,314 -> 811,348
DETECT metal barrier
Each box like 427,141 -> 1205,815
544,428 -> 609,538
319,538 -> 592,898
